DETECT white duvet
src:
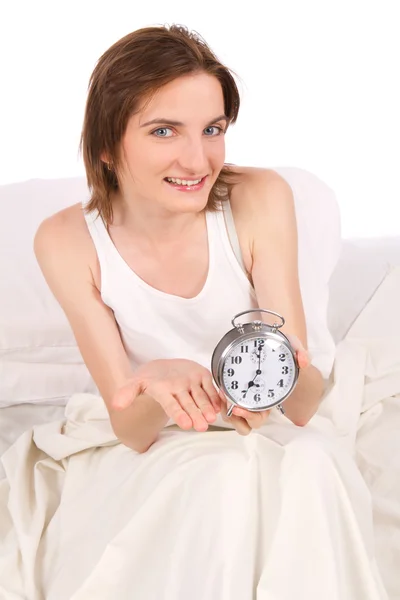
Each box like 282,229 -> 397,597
1,268 -> 400,600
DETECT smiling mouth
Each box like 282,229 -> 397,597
164,175 -> 206,185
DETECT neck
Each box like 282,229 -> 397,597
110,189 -> 205,246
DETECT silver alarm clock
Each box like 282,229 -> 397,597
211,309 -> 299,417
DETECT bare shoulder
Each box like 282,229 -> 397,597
229,165 -> 294,219
227,166 -> 296,270
34,203 -> 100,288
35,202 -> 90,244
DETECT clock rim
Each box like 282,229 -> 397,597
211,327 -> 299,412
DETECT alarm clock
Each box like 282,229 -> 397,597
211,309 -> 299,417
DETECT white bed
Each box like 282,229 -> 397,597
1,169 -> 399,599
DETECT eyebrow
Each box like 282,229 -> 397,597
140,114 -> 229,128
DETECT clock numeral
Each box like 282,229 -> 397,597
231,381 -> 239,390
282,366 -> 289,374
254,339 -> 265,348
231,356 -> 242,364
268,389 -> 275,398
227,368 -> 235,377
240,345 -> 249,353
277,379 -> 284,388
253,393 -> 261,402
279,353 -> 286,362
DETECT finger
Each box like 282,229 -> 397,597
155,392 -> 193,430
218,389 -> 230,406
219,397 -> 230,418
201,376 -> 222,413
231,416 -> 252,436
285,333 -> 304,353
220,399 -> 235,423
220,401 -> 252,436
191,385 -> 218,423
234,407 -> 270,428
286,335 -> 310,367
175,391 -> 209,432
297,349 -> 310,369
284,334 -> 310,369
232,407 -> 267,429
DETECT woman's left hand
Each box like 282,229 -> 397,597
220,333 -> 310,435
219,392 -> 269,435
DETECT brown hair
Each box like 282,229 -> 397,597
79,24 -> 242,225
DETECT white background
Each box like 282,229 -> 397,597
1,0 -> 399,238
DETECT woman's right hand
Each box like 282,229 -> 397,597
111,359 -> 221,432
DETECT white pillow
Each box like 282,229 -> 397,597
0,168 -> 341,407
0,177 -> 98,407
274,167 -> 341,380
327,236 -> 400,343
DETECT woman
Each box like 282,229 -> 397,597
34,24 -> 387,599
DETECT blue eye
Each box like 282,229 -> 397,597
152,127 -> 173,137
151,125 -> 224,137
204,126 -> 223,136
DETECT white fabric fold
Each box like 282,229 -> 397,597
2,267 -> 400,599
0,402 -> 388,600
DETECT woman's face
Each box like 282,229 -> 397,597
118,72 -> 227,214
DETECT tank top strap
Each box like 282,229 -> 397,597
219,199 -> 247,272
81,200 -> 117,285
211,200 -> 253,289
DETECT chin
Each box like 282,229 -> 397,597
170,196 -> 209,214
161,179 -> 212,213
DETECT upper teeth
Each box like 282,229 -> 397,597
166,177 -> 202,185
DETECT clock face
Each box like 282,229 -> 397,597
221,336 -> 296,410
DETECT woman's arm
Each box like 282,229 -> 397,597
231,169 -> 324,427
34,207 -> 169,452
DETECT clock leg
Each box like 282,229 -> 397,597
227,403 -> 234,417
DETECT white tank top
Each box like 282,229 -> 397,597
83,201 -> 258,373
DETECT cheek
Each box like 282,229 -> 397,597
123,140 -> 149,164
208,138 -> 225,162
121,142 -> 164,182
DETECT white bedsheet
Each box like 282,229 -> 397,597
0,268 -> 399,600
0,404 -> 65,480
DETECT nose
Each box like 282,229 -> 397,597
178,136 -> 209,176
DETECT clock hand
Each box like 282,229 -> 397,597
257,344 -> 265,382
241,344 -> 265,398
242,365 -> 263,399
241,380 -> 255,397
